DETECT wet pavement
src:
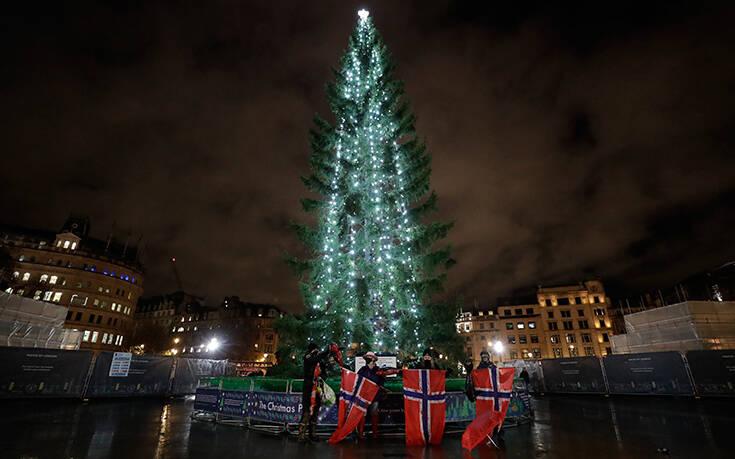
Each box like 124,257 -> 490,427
0,395 -> 733,458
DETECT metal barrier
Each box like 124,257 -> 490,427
685,350 -> 735,397
602,352 -> 693,395
0,347 -> 94,398
540,357 -> 607,393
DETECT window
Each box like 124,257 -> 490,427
480,335 -> 486,341
88,314 -> 95,323
593,296 -> 600,303
528,321 -> 536,329
22,272 -> 31,281
479,323 -> 485,330
52,292 -> 62,302
503,310 -> 511,316
575,297 -> 582,304
545,299 -> 552,306
96,315 -> 102,324
507,336 -> 516,344
40,274 -> 49,283
49,275 -> 59,285
91,331 -> 99,343
553,348 -> 562,358
43,291 -> 53,301
532,348 -> 541,358
519,335 -> 527,344
548,322 -> 558,330
13,271 -> 19,278
563,321 -> 573,330
584,347 -> 595,356
605,347 -> 612,355
107,317 -> 112,325
561,310 -> 571,318
550,334 -> 560,344
602,333 -> 609,342
71,242 -> 77,250
102,333 -> 108,344
509,351 -> 518,360
75,312 -> 82,321
598,319 -> 606,328
526,308 -> 534,315
566,334 -> 576,344
82,330 -> 90,342
517,322 -> 525,329
557,297 -> 570,306
530,335 -> 539,343
547,311 -> 554,319
594,308 -> 605,317
578,320 -> 589,329
514,308 -> 522,315
33,290 -> 42,300
581,333 -> 592,343
569,346 -> 578,357
66,311 -> 72,321
505,322 -> 513,330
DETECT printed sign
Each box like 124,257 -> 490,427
221,390 -> 247,416
194,388 -> 221,412
108,352 -> 132,377
354,355 -> 398,374
248,391 -> 302,423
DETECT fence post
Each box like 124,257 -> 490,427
80,352 -> 98,401
680,351 -> 699,398
599,356 -> 610,396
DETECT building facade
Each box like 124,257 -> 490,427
1,216 -> 144,351
458,280 -> 614,363
134,294 -> 282,365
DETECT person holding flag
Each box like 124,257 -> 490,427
402,350 -> 447,446
298,342 -> 343,442
356,352 -> 401,439
461,363 -> 515,451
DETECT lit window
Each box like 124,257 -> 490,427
517,323 -> 525,329
52,292 -> 62,302
40,274 -> 49,283
49,275 -> 58,285
102,333 -> 108,343
13,271 -> 19,278
43,291 -> 53,301
71,242 -> 77,250
82,330 -> 90,342
5,288 -> 13,294
91,331 -> 99,343
528,322 -> 536,329
63,240 -> 70,249
22,272 -> 30,281
177,327 -> 184,332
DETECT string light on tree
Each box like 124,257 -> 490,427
288,9 -> 454,357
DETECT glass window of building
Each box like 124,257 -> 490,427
517,323 -> 525,329
52,292 -> 62,302
505,322 -> 513,330
43,291 -> 53,301
102,333 -> 108,343
577,309 -> 585,316
528,321 -> 536,329
557,297 -> 570,306
547,311 -> 554,319
566,334 -> 576,343
40,274 -> 49,283
525,308 -> 534,315
507,336 -> 516,344
63,240 -> 70,249
91,331 -> 98,343
530,335 -> 539,343
519,335 -> 527,344
82,330 -> 90,342
548,322 -> 558,330
581,333 -> 592,343
585,347 -> 595,356
550,334 -> 560,344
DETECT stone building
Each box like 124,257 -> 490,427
0,215 -> 144,351
458,280 -> 614,363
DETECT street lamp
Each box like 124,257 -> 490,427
207,338 -> 220,352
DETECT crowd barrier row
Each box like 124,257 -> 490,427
534,350 -> 735,396
1,346 -> 733,399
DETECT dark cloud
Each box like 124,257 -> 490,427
2,0 -> 735,310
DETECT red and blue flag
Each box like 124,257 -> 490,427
461,366 -> 515,451
402,369 -> 446,446
328,368 -> 379,444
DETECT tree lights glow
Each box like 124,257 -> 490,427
290,10 -> 454,356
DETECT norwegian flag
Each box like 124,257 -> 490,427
327,368 -> 380,444
402,369 -> 446,446
461,367 -> 515,451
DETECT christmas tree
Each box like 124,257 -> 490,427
288,10 -> 454,357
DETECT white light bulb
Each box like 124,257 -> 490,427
358,9 -> 370,20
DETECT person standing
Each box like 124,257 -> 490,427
356,352 -> 400,439
298,342 -> 341,442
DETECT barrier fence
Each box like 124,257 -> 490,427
1,346 -> 735,399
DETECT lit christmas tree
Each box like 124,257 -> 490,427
289,10 -> 454,356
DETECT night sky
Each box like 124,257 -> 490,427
2,1 -> 735,311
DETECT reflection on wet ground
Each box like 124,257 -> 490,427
0,395 -> 732,458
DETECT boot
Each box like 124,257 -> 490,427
308,416 -> 319,442
297,412 -> 310,443
370,412 -> 380,438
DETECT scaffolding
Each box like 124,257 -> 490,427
0,293 -> 81,349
